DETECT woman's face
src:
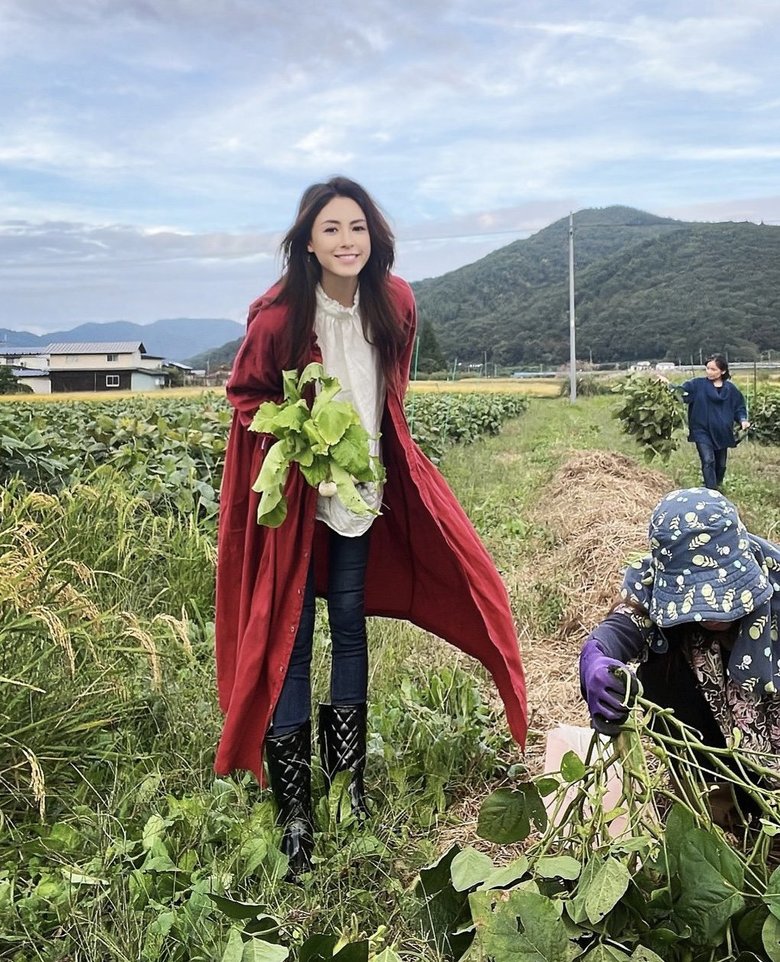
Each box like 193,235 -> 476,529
705,360 -> 725,380
307,196 -> 371,293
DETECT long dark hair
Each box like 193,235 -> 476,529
271,176 -> 406,378
706,353 -> 731,380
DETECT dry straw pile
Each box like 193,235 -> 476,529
520,449 -> 672,758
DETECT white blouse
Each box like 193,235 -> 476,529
313,284 -> 386,537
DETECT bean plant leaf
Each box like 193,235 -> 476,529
662,802 -> 697,877
584,946 -> 630,960
479,855 -> 530,891
535,855 -> 581,881
534,776 -> 560,797
566,856 -> 603,925
477,787 -> 531,844
584,857 -> 631,925
630,948 -> 665,962
415,845 -> 473,958
241,941 -> 289,962
299,935 -> 339,961
559,750 -> 586,783
469,888 -> 579,962
208,893 -> 270,920
738,906 -> 772,955
451,847 -> 495,892
765,866 -> 780,921
675,828 -> 745,946
221,929 -> 246,962
763,913 -> 780,962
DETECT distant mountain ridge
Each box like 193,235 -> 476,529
0,317 -> 245,364
411,206 -> 780,365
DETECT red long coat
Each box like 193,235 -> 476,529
214,275 -> 527,781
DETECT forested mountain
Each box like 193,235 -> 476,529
187,336 -> 243,371
412,207 -> 780,365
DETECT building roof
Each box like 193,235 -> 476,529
46,341 -> 147,354
0,346 -> 47,356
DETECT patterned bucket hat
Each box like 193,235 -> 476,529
621,487 -> 780,695
639,488 -> 772,625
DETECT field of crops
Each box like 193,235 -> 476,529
4,387 -> 780,962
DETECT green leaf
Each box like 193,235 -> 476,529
208,893 -> 269,920
469,888 -> 579,962
630,948 -> 665,962
763,913 -> 780,962
661,802 -> 697,877
330,424 -> 373,476
585,947 -> 631,960
479,855 -> 530,891
535,856 -> 581,881
241,941 -> 289,962
738,906 -> 771,955
296,362 -> 325,394
141,910 -> 175,962
766,865 -> 780,921
584,857 -> 631,925
675,828 -> 746,946
414,845 -> 472,958
330,462 -> 373,516
312,399 -> 357,445
252,399 -> 308,436
559,751 -> 586,782
282,368 -> 303,402
299,935 -> 338,961
332,944 -> 369,962
221,929 -> 246,962
141,814 -> 168,852
450,847 -> 495,891
298,935 -> 369,962
477,788 -> 530,844
257,491 -> 288,528
252,439 -> 290,493
534,776 -> 560,797
298,454 -> 331,486
302,418 -> 328,453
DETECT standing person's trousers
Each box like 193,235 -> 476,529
695,440 -> 728,490
271,526 -> 371,735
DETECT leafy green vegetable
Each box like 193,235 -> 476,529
249,364 -> 385,527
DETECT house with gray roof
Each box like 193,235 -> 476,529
0,341 -> 168,393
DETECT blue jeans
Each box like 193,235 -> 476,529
271,527 -> 371,735
695,441 -> 728,490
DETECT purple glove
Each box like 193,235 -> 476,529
580,638 -> 637,735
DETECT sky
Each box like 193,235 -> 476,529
2,0 -> 779,334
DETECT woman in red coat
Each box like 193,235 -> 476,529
215,176 -> 527,877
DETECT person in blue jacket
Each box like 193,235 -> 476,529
663,354 -> 749,490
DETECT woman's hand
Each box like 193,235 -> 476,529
741,419 -> 750,430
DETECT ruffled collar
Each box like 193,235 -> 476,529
315,283 -> 360,317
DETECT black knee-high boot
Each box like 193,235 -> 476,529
318,703 -> 369,820
264,722 -> 314,878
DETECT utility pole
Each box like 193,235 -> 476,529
569,212 -> 577,402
